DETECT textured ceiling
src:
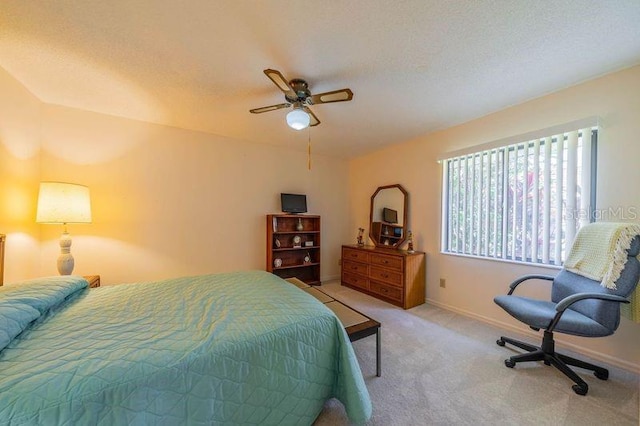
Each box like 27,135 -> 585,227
1,1 -> 639,158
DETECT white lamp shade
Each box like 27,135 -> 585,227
36,182 -> 92,224
286,108 -> 310,130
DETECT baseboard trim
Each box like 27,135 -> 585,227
321,274 -> 340,283
425,298 -> 640,374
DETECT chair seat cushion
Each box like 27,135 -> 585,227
494,295 -> 613,337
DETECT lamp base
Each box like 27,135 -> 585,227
57,231 -> 75,275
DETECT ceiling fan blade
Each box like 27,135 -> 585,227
264,69 -> 298,99
308,88 -> 353,105
249,103 -> 291,114
303,106 -> 321,127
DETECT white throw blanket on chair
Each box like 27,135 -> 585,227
564,222 -> 640,290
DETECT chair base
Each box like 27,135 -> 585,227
497,331 -> 609,395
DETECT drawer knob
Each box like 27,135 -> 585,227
383,274 -> 388,278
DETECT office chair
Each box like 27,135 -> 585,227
494,231 -> 639,395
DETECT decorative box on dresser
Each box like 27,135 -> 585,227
341,244 -> 425,309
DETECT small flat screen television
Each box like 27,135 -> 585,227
382,207 -> 398,224
281,193 -> 307,214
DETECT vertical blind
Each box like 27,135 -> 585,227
441,123 -> 597,266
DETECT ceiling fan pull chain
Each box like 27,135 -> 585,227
308,128 -> 312,171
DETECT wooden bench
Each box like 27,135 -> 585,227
286,277 -> 381,377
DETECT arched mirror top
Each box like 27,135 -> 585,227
369,184 -> 408,248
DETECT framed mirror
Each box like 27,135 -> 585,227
369,184 -> 408,248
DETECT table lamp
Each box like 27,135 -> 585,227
36,182 -> 92,275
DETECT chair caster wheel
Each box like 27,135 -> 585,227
505,359 -> 515,368
594,370 -> 609,380
496,339 -> 505,346
572,383 -> 588,395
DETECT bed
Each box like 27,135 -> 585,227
0,271 -> 372,425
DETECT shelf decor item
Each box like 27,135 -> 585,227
296,218 -> 304,231
274,258 -> 283,268
357,227 -> 365,246
293,235 -> 302,247
275,238 -> 281,248
304,252 -> 311,263
304,241 -> 314,247
407,231 -> 415,253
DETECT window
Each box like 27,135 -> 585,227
440,119 -> 598,266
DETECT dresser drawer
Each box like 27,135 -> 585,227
343,260 -> 368,276
343,272 -> 369,291
343,247 -> 369,263
370,253 -> 403,271
370,280 -> 403,302
369,266 -> 403,287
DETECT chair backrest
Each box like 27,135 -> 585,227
552,236 -> 640,332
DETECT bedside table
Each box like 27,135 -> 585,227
83,275 -> 101,288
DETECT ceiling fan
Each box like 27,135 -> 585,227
250,69 -> 354,130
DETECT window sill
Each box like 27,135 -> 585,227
440,251 -> 563,271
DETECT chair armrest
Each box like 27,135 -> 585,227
508,274 -> 555,295
555,293 -> 630,312
547,293 -> 630,331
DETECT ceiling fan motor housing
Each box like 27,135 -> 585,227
286,79 -> 311,102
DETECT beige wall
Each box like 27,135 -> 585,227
0,66 -> 349,285
38,104 -> 349,284
348,65 -> 640,371
0,67 -> 41,282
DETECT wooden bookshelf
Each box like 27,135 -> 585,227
266,214 -> 321,285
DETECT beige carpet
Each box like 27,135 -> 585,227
314,281 -> 639,426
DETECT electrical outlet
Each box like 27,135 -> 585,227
440,278 -> 446,288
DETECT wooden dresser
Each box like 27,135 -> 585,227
341,244 -> 425,309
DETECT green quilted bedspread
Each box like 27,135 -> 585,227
0,271 -> 371,425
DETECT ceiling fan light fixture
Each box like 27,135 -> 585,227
286,108 -> 310,130
251,69 -> 352,129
